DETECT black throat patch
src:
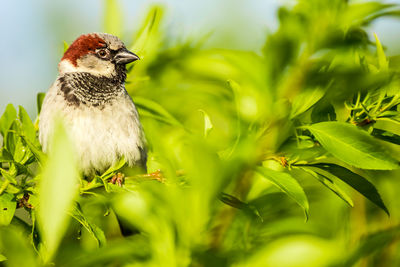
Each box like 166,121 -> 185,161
58,67 -> 127,108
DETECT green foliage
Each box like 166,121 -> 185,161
0,226 -> 38,266
257,167 -> 309,219
0,193 -> 16,225
103,0 -> 122,38
37,119 -> 80,262
304,163 -> 389,215
1,0 -> 400,266
305,121 -> 399,170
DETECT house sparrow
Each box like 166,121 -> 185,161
39,33 -> 147,177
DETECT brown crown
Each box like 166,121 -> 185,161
61,34 -> 106,66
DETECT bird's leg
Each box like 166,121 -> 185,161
109,172 -> 124,186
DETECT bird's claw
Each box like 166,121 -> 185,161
109,172 -> 124,187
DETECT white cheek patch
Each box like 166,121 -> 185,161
58,60 -> 77,74
58,56 -> 116,78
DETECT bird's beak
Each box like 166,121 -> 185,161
114,48 -> 140,65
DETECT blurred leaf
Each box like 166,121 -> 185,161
219,193 -> 262,221
134,97 -> 183,127
345,2 -> 395,25
311,102 -> 336,123
130,6 -> 163,57
10,216 -> 32,234
308,163 -> 389,215
103,0 -> 122,37
0,254 -> 5,262
59,236 -> 150,267
389,55 -> 400,69
290,88 -> 325,119
70,204 -> 106,247
300,167 -> 354,207
305,65 -> 390,100
37,119 -> 80,262
306,122 -> 399,170
0,104 -> 17,139
37,93 -> 46,115
256,167 -> 309,219
338,226 -> 400,267
263,27 -> 299,85
0,193 -> 16,226
374,33 -> 388,71
198,109 -> 213,137
0,226 -> 38,267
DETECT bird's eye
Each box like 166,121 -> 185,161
97,49 -> 109,59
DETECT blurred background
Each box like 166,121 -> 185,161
1,1 -> 400,266
1,0 -> 400,116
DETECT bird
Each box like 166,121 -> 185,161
39,33 -> 147,179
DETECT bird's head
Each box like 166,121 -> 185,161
58,33 -> 139,79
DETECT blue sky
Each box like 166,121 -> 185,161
1,0 -> 400,116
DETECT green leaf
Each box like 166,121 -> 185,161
130,6 -> 163,57
0,226 -> 38,267
5,121 -> 17,155
4,183 -> 19,194
290,88 -> 325,119
306,122 -> 399,170
256,167 -> 309,219
60,235 -> 150,267
13,136 -> 31,164
339,227 -> 400,267
198,109 -> 213,137
0,149 -> 13,163
70,204 -> 106,247
300,167 -> 354,207
103,0 -> 122,37
10,216 -> 32,234
37,93 -> 46,115
0,253 -> 6,262
345,3 -> 394,26
219,193 -> 263,221
101,157 -> 126,180
18,106 -> 36,142
20,135 -> 46,164
134,97 -> 183,127
0,193 -> 16,226
311,103 -> 336,123
0,166 -> 17,185
308,163 -> 389,215
0,104 -> 17,138
37,119 -> 80,262
62,41 -> 69,53
371,128 -> 400,145
374,33 -> 388,71
389,55 -> 400,69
